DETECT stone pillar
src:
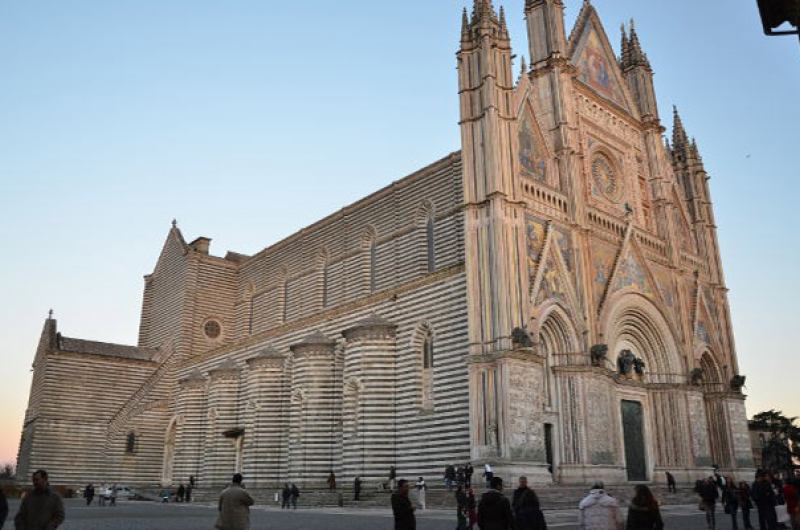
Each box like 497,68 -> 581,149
725,396 -> 755,473
201,360 -> 241,487
686,390 -> 713,469
173,371 -> 208,486
341,314 -> 397,484
289,331 -> 337,487
469,350 -> 551,483
705,393 -> 734,469
244,346 -> 288,488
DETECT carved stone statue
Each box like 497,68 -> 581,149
617,349 -> 636,375
590,344 -> 608,367
632,357 -> 646,375
690,368 -> 704,386
730,375 -> 746,392
511,327 -> 533,349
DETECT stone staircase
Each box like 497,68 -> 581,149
152,483 -> 698,510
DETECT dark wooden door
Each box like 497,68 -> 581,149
621,400 -> 647,481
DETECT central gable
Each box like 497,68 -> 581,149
570,10 -> 631,113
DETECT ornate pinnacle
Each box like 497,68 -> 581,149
461,7 -> 470,40
627,19 -> 651,69
620,23 -> 630,66
672,106 -> 688,149
499,6 -> 509,38
520,55 -> 528,78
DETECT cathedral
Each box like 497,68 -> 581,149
17,1 -> 754,490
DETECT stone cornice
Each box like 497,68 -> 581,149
178,370 -> 207,389
342,313 -> 397,343
290,331 -> 336,358
208,360 -> 240,381
466,348 -> 545,365
246,345 -> 286,370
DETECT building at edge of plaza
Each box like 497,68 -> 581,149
17,1 -> 754,489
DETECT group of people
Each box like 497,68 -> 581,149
279,482 -> 300,509
444,462 -> 476,490
696,469 -> 800,530
82,482 -> 119,506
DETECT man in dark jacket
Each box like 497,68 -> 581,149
1,488 -> 8,528
478,476 -> 515,530
751,472 -> 778,530
512,476 -> 545,530
14,469 -> 65,530
391,479 -> 415,530
699,477 -> 720,530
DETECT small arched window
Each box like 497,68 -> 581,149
126,432 -> 136,454
426,216 -> 435,273
369,240 -> 378,293
421,329 -> 434,411
423,332 -> 434,369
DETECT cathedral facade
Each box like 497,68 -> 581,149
17,1 -> 754,489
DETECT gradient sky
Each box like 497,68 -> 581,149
1,0 -> 798,466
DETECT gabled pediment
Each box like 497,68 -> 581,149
530,224 -> 581,320
568,4 -> 637,115
152,224 -> 189,277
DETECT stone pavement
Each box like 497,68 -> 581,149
3,498 -> 720,529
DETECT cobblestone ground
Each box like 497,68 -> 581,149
3,498 -> 719,529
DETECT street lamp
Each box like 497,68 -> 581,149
757,0 -> 800,40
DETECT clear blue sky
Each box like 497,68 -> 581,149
0,0 -> 798,465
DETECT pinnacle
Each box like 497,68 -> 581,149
520,55 -> 528,78
620,20 -> 650,70
461,7 -> 470,40
672,106 -> 689,150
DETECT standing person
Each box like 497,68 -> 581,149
738,481 -> 755,530
391,479 -> 416,530
290,483 -> 300,510
0,487 -> 8,528
699,477 -> 720,530
353,476 -> 362,501
457,466 -> 466,488
455,484 -> 469,530
783,478 -> 799,530
14,469 -> 65,530
327,471 -> 337,491
177,484 -> 186,503
626,484 -> 663,530
109,484 -> 117,506
465,462 -> 474,488
389,466 -> 397,491
467,487 -> 478,530
415,477 -> 427,510
478,476 -> 514,530
724,479 -> 741,530
215,473 -> 254,530
578,481 -> 623,530
84,484 -> 95,506
512,476 -> 546,530
665,472 -> 677,493
98,484 -> 106,506
186,482 -> 193,503
281,483 -> 291,509
752,471 -> 778,530
483,463 -> 494,488
445,465 -> 456,490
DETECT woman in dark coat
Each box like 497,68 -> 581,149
737,481 -> 754,530
626,485 -> 664,530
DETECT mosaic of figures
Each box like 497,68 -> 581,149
518,110 -> 548,183
574,24 -> 628,110
612,253 -> 653,296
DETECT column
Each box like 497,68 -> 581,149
201,360 -> 241,487
173,371 -> 208,487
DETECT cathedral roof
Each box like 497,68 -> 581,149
57,336 -> 156,361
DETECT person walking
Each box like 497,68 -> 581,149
186,483 -> 193,503
445,465 -> 456,490
578,481 -> 623,530
738,481 -> 755,530
455,484 -> 469,530
98,484 -> 106,506
354,476 -> 362,501
84,484 -> 95,506
415,477 -> 427,510
215,473 -> 254,530
626,485 -> 663,530
109,484 -> 117,506
512,476 -> 546,530
478,476 -> 514,530
467,487 -> 478,530
14,469 -> 65,530
327,471 -> 337,491
290,483 -> 300,510
177,484 -> 185,503
783,478 -> 799,530
389,466 -> 397,491
0,487 -> 8,528
699,477 -> 720,529
281,483 -> 291,509
723,479 -> 741,530
391,479 -> 416,530
752,471 -> 778,530
483,464 -> 494,489
665,472 -> 677,493
465,463 -> 474,488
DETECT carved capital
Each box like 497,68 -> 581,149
290,330 -> 336,358
342,313 -> 397,343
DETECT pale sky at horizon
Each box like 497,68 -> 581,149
1,0 -> 798,466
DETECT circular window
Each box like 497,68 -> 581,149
203,320 -> 221,339
591,153 -> 621,201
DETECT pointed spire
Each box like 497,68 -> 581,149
499,6 -> 509,39
620,23 -> 630,66
461,7 -> 470,41
672,106 -> 688,148
519,55 -> 528,78
627,19 -> 651,69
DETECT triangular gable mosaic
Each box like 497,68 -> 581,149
535,255 -> 571,307
518,107 -> 548,183
610,249 -> 654,297
572,21 -> 629,111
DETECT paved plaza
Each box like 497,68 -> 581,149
3,498 -> 722,529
